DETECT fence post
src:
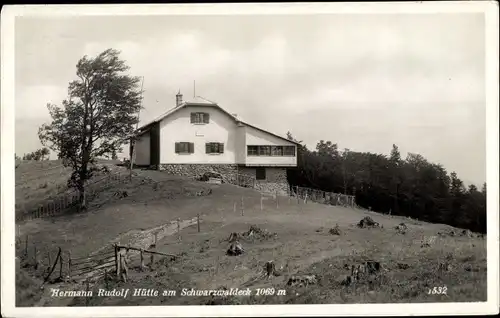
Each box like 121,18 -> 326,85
276,190 -> 279,209
296,186 -> 300,204
304,193 -> 308,204
59,252 -> 63,279
177,218 -> 181,241
34,245 -> 38,266
25,235 -> 28,257
240,196 -> 244,216
197,213 -> 200,233
105,269 -> 109,289
260,193 -> 263,211
117,249 -> 122,276
114,244 -> 119,276
68,251 -> 72,281
140,249 -> 145,269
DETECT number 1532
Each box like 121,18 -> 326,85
428,286 -> 447,295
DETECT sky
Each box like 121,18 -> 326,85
14,13 -> 486,185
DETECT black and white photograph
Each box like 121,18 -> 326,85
1,2 -> 499,317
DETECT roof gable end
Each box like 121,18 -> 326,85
135,99 -> 300,145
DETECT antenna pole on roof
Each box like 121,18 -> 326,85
193,80 -> 196,98
129,76 -> 145,180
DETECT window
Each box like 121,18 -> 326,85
247,145 -> 296,157
206,142 -> 224,154
190,112 -> 210,124
283,146 -> 295,156
247,146 -> 258,156
258,146 -> 271,156
271,146 -> 283,156
256,167 -> 266,180
175,142 -> 194,154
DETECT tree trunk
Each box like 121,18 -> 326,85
79,187 -> 87,211
79,146 -> 91,211
77,176 -> 87,211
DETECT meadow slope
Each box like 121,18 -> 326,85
15,165 -> 487,306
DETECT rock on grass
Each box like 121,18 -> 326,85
241,225 -> 277,241
226,241 -> 244,256
328,224 -> 342,235
286,275 -> 318,287
357,217 -> 381,229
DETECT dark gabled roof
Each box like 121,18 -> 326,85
134,97 -> 300,145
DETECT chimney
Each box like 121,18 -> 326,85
176,90 -> 183,107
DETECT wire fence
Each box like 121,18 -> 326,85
15,171 -> 131,222
291,185 -> 356,208
221,173 -> 356,209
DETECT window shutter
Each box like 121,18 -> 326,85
219,143 -> 224,153
175,142 -> 179,153
189,142 -> 195,153
190,113 -> 196,123
203,113 -> 210,123
205,143 -> 211,154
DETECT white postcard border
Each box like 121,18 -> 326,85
1,2 -> 498,317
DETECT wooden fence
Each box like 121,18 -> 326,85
114,244 -> 177,282
220,172 -> 356,209
16,233 -> 180,284
291,185 -> 356,208
15,172 -> 131,222
16,235 -> 67,283
69,247 -> 116,282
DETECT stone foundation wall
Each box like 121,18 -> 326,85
237,166 -> 290,195
159,164 -> 290,195
159,164 -> 239,180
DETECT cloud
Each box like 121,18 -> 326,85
15,85 -> 68,119
13,13 -> 486,185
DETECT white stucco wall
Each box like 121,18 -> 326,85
235,124 -> 246,164
135,132 -> 150,166
156,105 -> 297,167
159,106 -> 239,164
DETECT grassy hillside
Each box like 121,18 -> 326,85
15,168 -> 487,306
15,160 -> 128,220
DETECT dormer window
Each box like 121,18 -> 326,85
190,112 -> 210,124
